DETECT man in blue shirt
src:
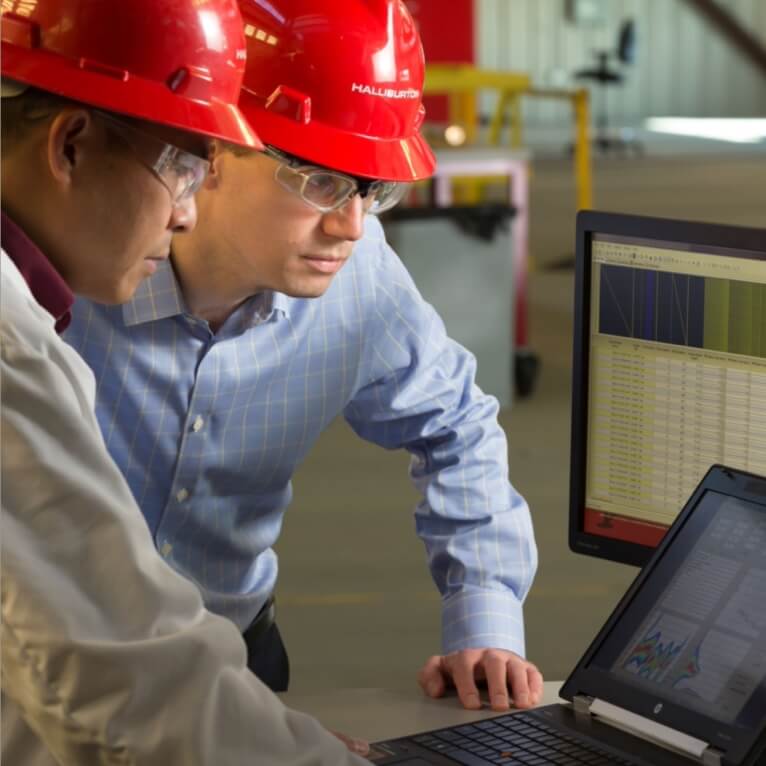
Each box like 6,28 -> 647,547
65,0 -> 541,713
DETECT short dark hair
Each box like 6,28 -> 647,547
1,87 -> 74,152
1,87 -> 134,158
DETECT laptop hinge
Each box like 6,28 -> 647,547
577,697 -> 724,765
573,694 -> 593,717
701,750 -> 724,766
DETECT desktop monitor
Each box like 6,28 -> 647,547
570,211 -> 766,566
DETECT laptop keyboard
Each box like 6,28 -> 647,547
410,711 -> 639,765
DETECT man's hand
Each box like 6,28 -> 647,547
331,730 -> 370,757
418,649 -> 543,711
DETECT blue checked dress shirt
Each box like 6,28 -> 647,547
65,216 -> 537,656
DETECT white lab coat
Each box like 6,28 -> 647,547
0,250 -> 369,765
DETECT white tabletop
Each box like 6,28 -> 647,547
280,681 -> 565,742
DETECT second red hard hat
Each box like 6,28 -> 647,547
237,0 -> 436,181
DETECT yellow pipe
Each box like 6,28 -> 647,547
508,92 -> 523,149
425,65 -> 531,93
573,89 -> 593,210
488,90 -> 510,145
460,91 -> 478,144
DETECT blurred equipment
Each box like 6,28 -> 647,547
385,147 -> 542,403
573,19 -> 644,156
424,64 -> 593,211
431,148 -> 538,399
384,202 -> 516,409
415,69 -> 596,398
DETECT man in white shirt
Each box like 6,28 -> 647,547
1,1 -> 369,763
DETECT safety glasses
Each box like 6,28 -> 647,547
264,146 -> 409,215
94,111 -> 210,205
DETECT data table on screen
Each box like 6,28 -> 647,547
585,237 -> 766,532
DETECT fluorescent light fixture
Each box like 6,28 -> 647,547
645,117 -> 766,144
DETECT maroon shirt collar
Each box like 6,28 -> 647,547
1,210 -> 73,333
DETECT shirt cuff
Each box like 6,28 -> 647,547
441,588 -> 526,658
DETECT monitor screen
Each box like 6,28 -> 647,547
570,212 -> 766,566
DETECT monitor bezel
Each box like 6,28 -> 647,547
569,211 -> 766,567
562,464 -> 766,763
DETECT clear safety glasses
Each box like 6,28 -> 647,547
264,146 -> 409,215
94,111 -> 210,205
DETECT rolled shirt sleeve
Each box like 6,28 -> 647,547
344,228 -> 538,657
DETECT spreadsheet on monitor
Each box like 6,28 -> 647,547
584,234 -> 766,548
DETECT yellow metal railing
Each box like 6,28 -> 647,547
424,65 -> 593,210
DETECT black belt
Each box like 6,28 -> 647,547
243,595 -> 276,644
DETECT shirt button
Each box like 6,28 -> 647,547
176,488 -> 189,502
160,542 -> 173,557
192,415 -> 204,432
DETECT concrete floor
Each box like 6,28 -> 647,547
274,146 -> 766,694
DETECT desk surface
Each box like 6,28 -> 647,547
280,682 -> 565,742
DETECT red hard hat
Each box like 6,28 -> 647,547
237,0 -> 436,181
1,0 -> 261,148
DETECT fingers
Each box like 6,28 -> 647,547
331,730 -> 370,757
419,650 -> 545,712
507,657 -> 544,709
417,655 -> 447,698
527,662 -> 544,705
507,655 -> 532,708
446,650 -> 483,710
482,651 -> 511,711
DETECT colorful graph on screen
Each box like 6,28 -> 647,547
670,644 -> 702,688
622,613 -> 694,683
599,264 -> 766,359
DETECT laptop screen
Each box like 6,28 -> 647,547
563,474 -> 766,759
609,493 -> 766,727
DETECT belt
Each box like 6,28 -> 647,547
243,595 -> 276,644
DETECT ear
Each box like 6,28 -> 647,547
45,109 -> 94,188
202,139 -> 225,189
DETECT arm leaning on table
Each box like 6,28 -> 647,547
0,266 -> 368,765
343,220 -> 542,712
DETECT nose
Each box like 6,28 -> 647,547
168,194 -> 198,233
321,194 -> 365,242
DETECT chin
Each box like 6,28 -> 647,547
289,284 -> 332,299
282,276 -> 335,299
103,277 -> 144,306
77,285 -> 125,306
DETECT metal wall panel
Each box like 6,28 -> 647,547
476,0 -> 766,127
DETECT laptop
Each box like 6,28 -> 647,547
369,465 -> 766,766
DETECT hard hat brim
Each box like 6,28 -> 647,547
2,46 -> 262,149
240,91 -> 436,182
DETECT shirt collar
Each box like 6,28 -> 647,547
1,210 -> 74,333
122,256 -> 292,328
266,291 -> 292,321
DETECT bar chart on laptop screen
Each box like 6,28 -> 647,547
585,238 -> 766,543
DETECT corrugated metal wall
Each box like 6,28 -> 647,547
476,0 -> 766,126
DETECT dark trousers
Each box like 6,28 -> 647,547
242,606 -> 290,692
